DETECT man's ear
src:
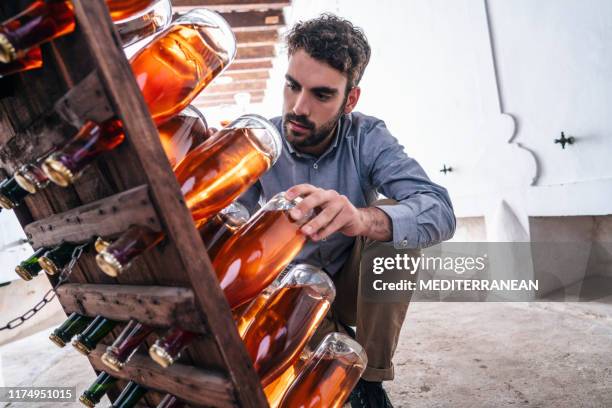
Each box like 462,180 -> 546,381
344,87 -> 361,114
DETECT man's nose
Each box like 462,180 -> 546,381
292,91 -> 310,117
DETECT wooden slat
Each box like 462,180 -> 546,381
56,283 -> 208,333
226,59 -> 273,72
200,90 -> 266,101
88,344 -> 236,408
235,30 -> 279,46
54,70 -> 114,128
173,0 -> 289,13
196,97 -> 265,108
204,80 -> 267,94
221,70 -> 270,82
236,45 -> 275,60
24,185 -> 160,248
221,10 -> 285,31
72,1 -> 269,406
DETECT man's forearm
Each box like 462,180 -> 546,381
358,207 -> 393,242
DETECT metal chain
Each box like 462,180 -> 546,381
0,242 -> 89,331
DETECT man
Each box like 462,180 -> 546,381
238,14 -> 456,408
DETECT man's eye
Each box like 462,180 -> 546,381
286,81 -> 298,90
316,94 -> 331,101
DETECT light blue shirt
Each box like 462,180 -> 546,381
238,112 -> 456,276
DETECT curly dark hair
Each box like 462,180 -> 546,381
285,13 -> 371,89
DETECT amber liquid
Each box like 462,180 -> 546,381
278,354 -> 364,408
264,352 -> 310,408
0,47 -> 41,77
130,24 -> 226,125
0,1 -> 74,61
106,0 -> 156,21
212,209 -> 307,310
0,1 -> 157,62
157,113 -> 208,168
235,290 -> 274,338
175,128 -> 272,228
242,285 -> 329,387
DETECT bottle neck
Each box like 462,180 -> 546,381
80,371 -> 117,407
0,177 -> 29,209
50,313 -> 93,347
74,316 -> 117,354
102,320 -> 153,371
111,382 -> 147,408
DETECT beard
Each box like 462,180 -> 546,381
283,96 -> 347,149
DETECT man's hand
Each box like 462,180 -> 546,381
285,184 -> 393,242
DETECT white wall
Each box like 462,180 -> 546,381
259,0 -> 612,226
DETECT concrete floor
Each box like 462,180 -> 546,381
0,301 -> 610,407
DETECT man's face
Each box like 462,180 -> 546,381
282,49 -> 350,151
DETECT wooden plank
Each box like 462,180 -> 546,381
236,45 -> 275,60
204,80 -> 267,94
222,10 -> 285,31
199,90 -> 266,101
226,59 -> 273,72
221,70 -> 270,82
54,70 -> 115,128
72,1 -> 269,406
24,185 -> 160,248
173,0 -> 289,13
0,71 -> 112,173
56,284 -> 208,333
235,30 -> 279,46
88,344 -> 236,408
196,96 -> 265,108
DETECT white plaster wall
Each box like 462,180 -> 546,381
258,0 -> 612,220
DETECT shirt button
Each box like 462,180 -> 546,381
313,163 -> 318,169
401,239 -> 408,247
321,237 -> 327,242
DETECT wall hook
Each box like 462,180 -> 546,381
555,132 -> 575,149
440,164 -> 453,175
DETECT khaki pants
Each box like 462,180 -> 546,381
309,204 -> 420,382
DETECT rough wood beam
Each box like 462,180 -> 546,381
89,344 -> 236,407
200,90 -> 266,101
56,283 -> 208,333
24,185 -> 160,248
223,10 -> 285,31
236,30 -> 279,46
226,60 -> 273,72
221,70 -> 270,81
196,97 -> 264,108
172,0 -> 290,13
204,80 -> 267,94
236,45 -> 275,60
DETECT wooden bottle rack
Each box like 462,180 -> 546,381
0,1 -> 268,406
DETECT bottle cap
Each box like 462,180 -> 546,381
14,168 -> 42,194
38,256 -> 60,276
149,343 -> 174,368
79,394 -> 96,408
72,338 -> 92,355
14,265 -> 33,281
42,156 -> 74,187
101,352 -> 124,372
48,333 -> 66,348
94,237 -> 111,254
0,194 -> 15,209
0,34 -> 17,63
95,251 -> 123,277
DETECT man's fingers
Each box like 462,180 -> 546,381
301,204 -> 342,236
313,214 -> 346,241
285,184 -> 318,200
290,189 -> 338,220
